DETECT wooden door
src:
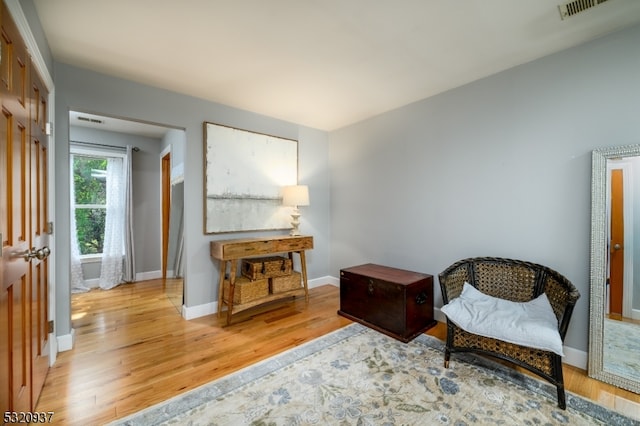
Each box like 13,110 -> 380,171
1,3 -> 50,412
609,168 -> 624,317
1,2 -> 32,411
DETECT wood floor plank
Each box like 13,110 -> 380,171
34,280 -> 639,425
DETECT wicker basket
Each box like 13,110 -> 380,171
270,271 -> 302,293
223,276 -> 269,304
241,256 -> 292,280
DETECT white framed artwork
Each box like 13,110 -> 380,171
203,122 -> 298,233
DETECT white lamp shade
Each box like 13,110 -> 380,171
282,185 -> 309,207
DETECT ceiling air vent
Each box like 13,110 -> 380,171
558,0 -> 611,20
77,116 -> 103,124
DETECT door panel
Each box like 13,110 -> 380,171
1,89 -> 32,414
9,275 -> 30,412
1,60 -> 32,413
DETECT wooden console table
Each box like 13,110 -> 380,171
210,235 -> 313,325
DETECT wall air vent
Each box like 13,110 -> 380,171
77,116 -> 103,124
558,0 -> 611,20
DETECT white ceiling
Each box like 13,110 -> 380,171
34,0 -> 640,132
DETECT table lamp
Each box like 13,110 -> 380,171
282,185 -> 309,236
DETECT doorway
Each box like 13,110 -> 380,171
68,111 -> 186,312
161,145 -> 185,313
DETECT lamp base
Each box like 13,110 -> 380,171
289,209 -> 301,236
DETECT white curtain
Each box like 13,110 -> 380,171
99,156 -> 125,289
70,154 -> 90,293
71,147 -> 135,292
122,146 -> 136,282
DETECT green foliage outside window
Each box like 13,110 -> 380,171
74,208 -> 106,255
73,156 -> 107,255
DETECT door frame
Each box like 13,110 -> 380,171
160,146 -> 171,280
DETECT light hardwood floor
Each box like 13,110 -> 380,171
35,280 -> 640,425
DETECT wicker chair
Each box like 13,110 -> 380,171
439,257 -> 580,409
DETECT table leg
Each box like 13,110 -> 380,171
226,260 -> 239,325
299,250 -> 309,302
217,260 -> 227,318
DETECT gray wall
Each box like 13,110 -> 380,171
329,23 -> 640,353
161,129 -> 186,172
53,63 -> 331,337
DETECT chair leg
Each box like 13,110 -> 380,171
553,354 -> 566,409
444,348 -> 450,368
557,384 -> 566,410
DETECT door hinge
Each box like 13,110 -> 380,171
47,221 -> 54,235
45,122 -> 52,136
48,320 -> 54,333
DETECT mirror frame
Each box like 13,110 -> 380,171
589,143 -> 640,393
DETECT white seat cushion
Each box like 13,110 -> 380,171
441,282 -> 564,356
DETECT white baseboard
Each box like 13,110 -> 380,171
183,301 -> 216,320
434,306 -> 446,323
84,278 -> 100,289
48,332 -> 58,365
563,345 -> 588,370
136,270 -> 162,281
57,328 -> 76,352
318,275 -> 339,287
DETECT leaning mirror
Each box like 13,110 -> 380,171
589,143 -> 640,394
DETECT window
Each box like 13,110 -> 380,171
71,147 -> 125,257
72,154 -> 108,256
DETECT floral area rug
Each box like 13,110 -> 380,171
112,323 -> 638,425
604,318 -> 640,383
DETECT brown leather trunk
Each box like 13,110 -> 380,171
338,263 -> 436,342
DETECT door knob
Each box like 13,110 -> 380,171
613,243 -> 622,250
35,246 -> 51,260
23,247 -> 38,261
